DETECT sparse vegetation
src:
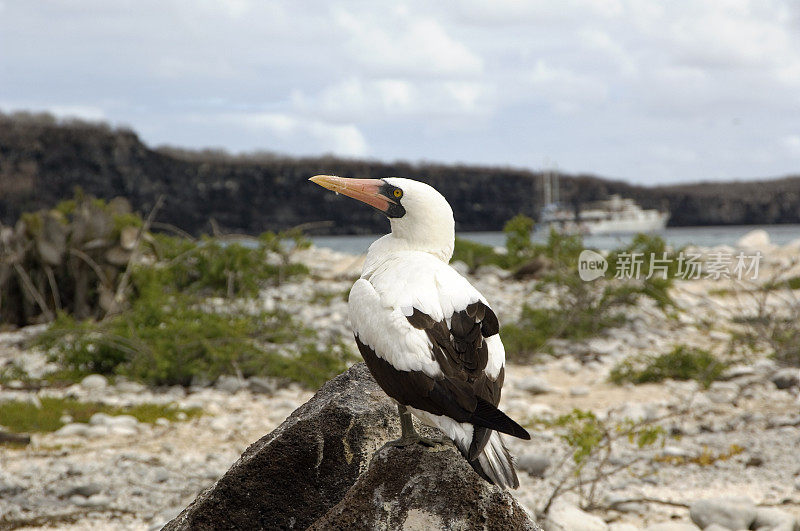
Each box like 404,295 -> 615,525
609,345 -> 727,388
729,274 -> 800,367
503,306 -> 626,357
504,228 -> 679,360
529,408 -> 668,515
0,396 -> 201,433
654,444 -> 744,466
451,214 -> 541,273
3,191 -> 355,389
34,286 -> 353,388
451,237 -> 508,272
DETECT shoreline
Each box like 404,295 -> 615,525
0,233 -> 799,529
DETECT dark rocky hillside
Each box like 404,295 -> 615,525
1,111 -> 799,235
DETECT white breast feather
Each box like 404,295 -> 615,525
349,279 -> 441,378
349,251 -> 506,381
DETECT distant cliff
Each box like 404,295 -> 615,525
1,111 -> 799,235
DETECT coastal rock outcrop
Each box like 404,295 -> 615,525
164,363 -> 538,530
163,363 -> 397,530
311,442 -> 538,530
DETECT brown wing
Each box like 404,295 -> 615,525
355,335 -> 526,441
354,299 -> 528,449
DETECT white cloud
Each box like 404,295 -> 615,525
334,8 -> 482,76
214,112 -> 368,157
527,60 -> 608,112
47,105 -> 108,121
666,5 -> 794,69
454,0 -> 623,24
0,102 -> 107,122
291,78 -> 493,121
783,135 -> 800,156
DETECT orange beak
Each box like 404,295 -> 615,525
309,175 -> 392,213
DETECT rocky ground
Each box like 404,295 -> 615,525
2,231 -> 800,530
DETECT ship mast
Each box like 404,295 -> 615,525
542,160 -> 559,205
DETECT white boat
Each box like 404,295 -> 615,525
539,195 -> 669,235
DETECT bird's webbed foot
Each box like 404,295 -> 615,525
387,403 -> 446,448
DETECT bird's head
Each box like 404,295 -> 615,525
310,175 -> 455,261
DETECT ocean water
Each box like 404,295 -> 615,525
310,224 -> 800,254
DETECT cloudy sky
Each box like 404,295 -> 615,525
1,1 -> 799,184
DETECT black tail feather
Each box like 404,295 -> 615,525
470,397 -> 531,440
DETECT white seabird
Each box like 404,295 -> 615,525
310,175 -> 530,489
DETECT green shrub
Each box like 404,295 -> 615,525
527,407 -> 666,515
503,214 -> 536,267
36,300 -> 355,388
606,233 -> 679,309
503,307 -> 626,358
763,276 -> 800,291
451,215 -> 553,273
452,238 -> 509,272
144,231 -> 309,298
0,396 -> 200,433
504,232 -> 679,360
609,345 -> 727,388
32,223 -> 352,388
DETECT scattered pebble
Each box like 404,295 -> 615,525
80,374 -> 108,390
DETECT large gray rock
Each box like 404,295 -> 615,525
165,363 -> 539,530
689,496 -> 757,530
164,363 -> 399,530
311,443 -> 539,530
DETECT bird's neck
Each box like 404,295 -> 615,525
363,233 -> 454,277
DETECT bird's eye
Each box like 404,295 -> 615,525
393,189 -> 403,198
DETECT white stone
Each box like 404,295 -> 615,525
544,500 -> 608,531
721,364 -> 756,379
608,524 -> 639,531
518,376 -> 554,395
662,446 -> 691,458
55,423 -> 89,437
737,229 -> 770,249
215,375 -> 247,394
752,507 -> 797,531
116,380 -> 146,393
153,468 -> 170,483
771,368 -> 800,390
516,453 -> 550,477
89,412 -> 114,426
644,523 -> 700,531
706,381 -> 739,404
570,386 -> 590,397
80,374 -> 108,390
619,402 -> 659,422
77,494 -> 112,508
85,425 -> 111,438
689,496 -> 757,530
108,425 -> 138,437
526,403 -> 555,418
107,414 -> 139,428
754,358 -> 779,376
561,358 -> 582,375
